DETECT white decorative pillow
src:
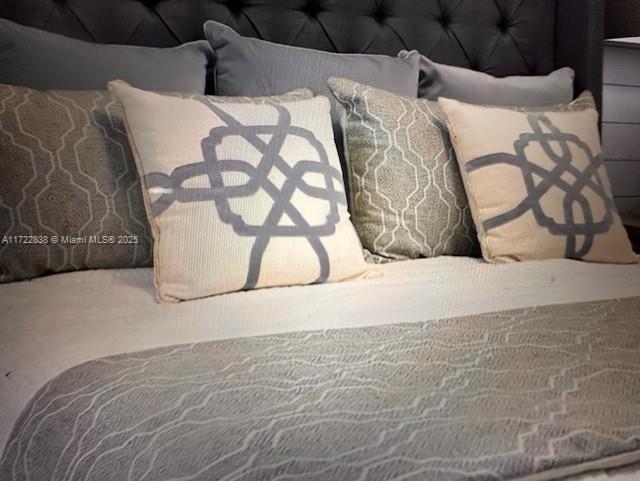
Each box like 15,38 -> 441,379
439,97 -> 637,264
109,81 -> 369,302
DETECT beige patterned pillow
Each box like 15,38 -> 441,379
109,81 -> 369,302
439,96 -> 637,264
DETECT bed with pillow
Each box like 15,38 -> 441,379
1,1 -> 639,480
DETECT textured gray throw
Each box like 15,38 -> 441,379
2,297 -> 640,481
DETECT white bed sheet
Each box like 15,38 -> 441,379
1,256 -> 640,479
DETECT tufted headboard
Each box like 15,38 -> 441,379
0,0 -> 604,108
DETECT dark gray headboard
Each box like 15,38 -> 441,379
0,0 -> 604,107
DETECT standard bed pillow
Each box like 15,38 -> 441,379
329,77 -> 477,261
439,97 -> 637,264
203,21 -> 420,189
109,81 -> 369,302
0,84 -> 313,283
399,50 -> 575,106
0,19 -> 213,92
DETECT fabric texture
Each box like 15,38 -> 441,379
399,50 -> 575,106
439,97 -> 638,264
2,257 -> 640,456
0,84 -> 313,283
109,81 -> 368,302
3,295 -> 640,481
203,20 -> 420,187
329,77 -> 477,260
0,18 -> 213,92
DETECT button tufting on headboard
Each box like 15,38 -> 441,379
0,0 -> 604,108
223,0 -> 247,16
438,14 -> 451,30
371,3 -> 390,24
498,16 -> 511,33
303,0 -> 325,19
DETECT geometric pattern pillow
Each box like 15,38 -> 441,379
439,97 -> 638,264
0,84 -> 153,282
0,84 -> 313,283
328,77 -> 477,261
108,81 -> 369,302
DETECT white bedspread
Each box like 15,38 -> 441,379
1,256 -> 640,479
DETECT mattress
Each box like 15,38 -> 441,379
1,256 -> 640,479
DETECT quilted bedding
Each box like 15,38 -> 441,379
2,296 -> 640,481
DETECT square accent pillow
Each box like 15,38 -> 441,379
329,77 -> 477,260
439,97 -> 637,264
203,21 -> 420,193
0,19 -> 213,93
0,84 -> 313,283
109,81 -> 369,302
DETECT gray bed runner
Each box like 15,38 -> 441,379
2,297 -> 640,481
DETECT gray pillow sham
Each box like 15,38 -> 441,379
203,20 -> 421,190
0,19 -> 214,93
0,84 -> 313,283
398,50 -> 575,107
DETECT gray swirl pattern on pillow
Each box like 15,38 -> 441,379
329,77 -> 477,260
0,85 -> 313,283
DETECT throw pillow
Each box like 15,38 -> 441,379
109,81 -> 369,302
329,77 -> 477,260
438,97 -> 637,264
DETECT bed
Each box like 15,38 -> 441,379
1,260 -> 640,480
2,0 -> 640,480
